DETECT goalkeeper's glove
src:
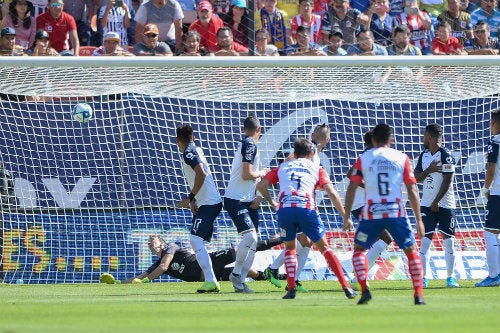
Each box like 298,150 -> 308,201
141,277 -> 150,283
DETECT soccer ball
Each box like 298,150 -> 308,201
72,103 -> 93,123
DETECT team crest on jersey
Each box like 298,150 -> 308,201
445,156 -> 454,164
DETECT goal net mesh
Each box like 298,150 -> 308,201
0,58 -> 497,283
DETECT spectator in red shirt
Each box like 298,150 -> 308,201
431,20 -> 467,55
188,1 -> 225,53
210,26 -> 248,55
36,0 -> 79,55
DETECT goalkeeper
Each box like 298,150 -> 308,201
101,235 -> 282,284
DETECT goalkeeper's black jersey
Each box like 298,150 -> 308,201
147,242 -> 202,282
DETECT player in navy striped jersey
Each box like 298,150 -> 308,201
476,110 -> 500,287
225,116 -> 270,293
175,124 -> 223,293
414,123 -> 460,288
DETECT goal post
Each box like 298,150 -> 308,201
0,56 -> 498,283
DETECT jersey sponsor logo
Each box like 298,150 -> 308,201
368,202 -> 400,215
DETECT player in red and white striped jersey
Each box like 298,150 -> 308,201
344,123 -> 426,305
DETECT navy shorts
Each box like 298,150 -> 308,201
485,195 -> 500,231
190,202 -> 222,242
224,197 -> 259,233
421,206 -> 457,237
354,217 -> 415,250
277,207 -> 326,243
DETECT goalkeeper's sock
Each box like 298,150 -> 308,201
406,251 -> 424,297
443,237 -> 456,278
323,248 -> 348,288
352,250 -> 368,292
190,235 -> 217,282
284,249 -> 297,290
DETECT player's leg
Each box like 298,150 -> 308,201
439,208 -> 460,287
256,237 -> 282,251
389,217 -> 425,305
301,209 -> 356,299
476,195 -> 500,287
210,248 -> 237,281
239,208 -> 261,289
277,207 -> 300,299
366,230 -> 392,268
418,206 -> 437,288
191,203 -> 222,293
290,233 -> 313,292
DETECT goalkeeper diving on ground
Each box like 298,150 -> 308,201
100,234 -> 283,285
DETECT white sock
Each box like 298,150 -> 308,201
419,237 -> 432,277
240,242 -> 257,281
296,246 -> 311,280
270,249 -> 286,270
190,235 -> 216,282
484,231 -> 499,278
443,237 -> 456,278
366,239 -> 389,269
233,230 -> 257,276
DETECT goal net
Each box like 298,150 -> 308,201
0,57 -> 497,284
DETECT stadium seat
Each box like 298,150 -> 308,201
79,46 -> 96,56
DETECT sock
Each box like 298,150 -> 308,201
240,233 -> 258,282
419,237 -> 432,278
484,231 -> 499,278
284,249 -> 297,290
443,237 -> 456,278
352,250 -> 368,292
190,235 -> 216,282
296,245 -> 311,280
256,237 -> 282,251
323,248 -> 348,288
366,239 -> 389,269
232,231 -> 257,277
270,249 -> 285,270
406,251 -> 424,297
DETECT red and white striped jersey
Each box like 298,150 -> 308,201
264,157 -> 331,210
350,147 -> 416,220
291,14 -> 323,44
396,12 -> 432,50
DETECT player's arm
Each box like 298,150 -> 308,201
322,182 -> 353,231
484,140 -> 499,198
123,253 -> 174,283
404,156 -> 424,237
256,168 -> 279,210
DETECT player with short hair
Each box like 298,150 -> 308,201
476,110 -> 500,287
344,123 -> 426,305
175,124 -> 223,293
414,123 -> 460,288
225,116 -> 270,293
257,137 -> 356,299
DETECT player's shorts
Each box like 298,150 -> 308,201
354,217 -> 415,250
223,197 -> 259,233
210,247 -> 236,281
421,206 -> 457,237
190,202 -> 222,242
277,207 -> 325,243
485,195 -> 500,231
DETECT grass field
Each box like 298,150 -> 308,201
1,279 -> 499,333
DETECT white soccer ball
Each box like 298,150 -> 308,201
72,103 -> 93,123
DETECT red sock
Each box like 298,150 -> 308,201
284,249 -> 297,290
406,251 -> 424,297
323,248 -> 348,288
352,250 -> 368,292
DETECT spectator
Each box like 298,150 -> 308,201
0,26 -> 25,55
431,20 -> 468,54
438,0 -> 473,46
323,26 -> 347,55
63,0 -> 94,46
464,20 -> 499,54
2,0 -> 47,19
177,30 -> 208,55
365,0 -> 398,46
286,24 -> 327,55
92,31 -> 134,55
254,0 -> 290,52
134,0 -> 184,52
134,23 -> 172,55
291,0 -> 324,45
211,0 -> 231,15
254,28 -> 279,55
36,0 -> 79,56
209,25 -> 248,55
27,29 -> 60,55
347,27 -> 389,54
395,0 -> 434,54
188,1 -> 224,53
99,0 -> 131,46
321,0 -> 369,48
470,0 -> 500,38
221,0 -> 250,48
1,0 -> 36,50
387,24 -> 423,54
459,0 -> 478,14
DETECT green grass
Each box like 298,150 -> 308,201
1,280 -> 499,333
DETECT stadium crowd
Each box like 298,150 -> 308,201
0,0 -> 499,56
